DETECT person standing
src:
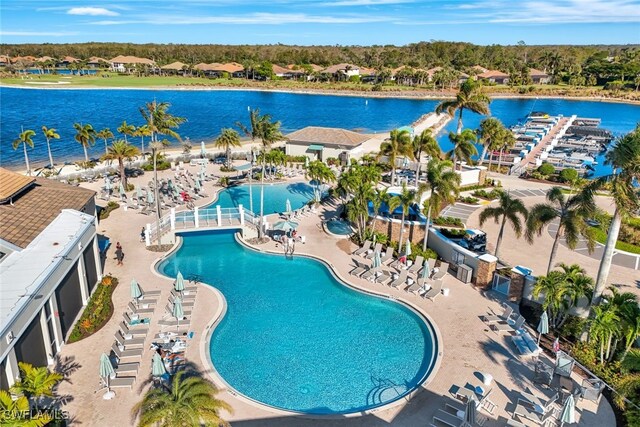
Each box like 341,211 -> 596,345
140,227 -> 146,242
115,242 -> 124,266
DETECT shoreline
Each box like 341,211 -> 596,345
2,82 -> 639,106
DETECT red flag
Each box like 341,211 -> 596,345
553,337 -> 560,353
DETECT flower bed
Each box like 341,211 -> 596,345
67,275 -> 118,343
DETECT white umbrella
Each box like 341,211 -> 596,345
304,156 -> 309,168
405,239 -> 412,257
537,311 -> 549,345
285,199 -> 292,214
200,141 -> 206,157
174,271 -> 185,292
146,189 -> 154,204
373,250 -> 381,269
560,394 -> 576,426
173,298 -> 184,330
104,176 -> 112,191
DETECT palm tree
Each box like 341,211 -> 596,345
139,101 -> 186,244
73,123 -> 97,163
591,126 -> 640,306
96,127 -> 114,155
134,124 -> 152,154
424,158 -> 461,215
236,108 -> 284,238
589,304 -> 621,364
307,160 -> 336,203
369,187 -> 388,232
214,128 -> 241,169
117,120 -> 136,143
435,79 -> 491,135
447,129 -> 478,170
101,140 -> 140,189
478,191 -> 528,259
477,118 -> 506,166
10,362 -> 63,411
0,390 -> 52,426
496,128 -> 516,172
131,371 -> 232,427
394,183 -> 424,250
13,128 -> 36,175
41,126 -> 60,169
412,129 -> 441,180
378,128 -> 413,185
525,186 -> 597,274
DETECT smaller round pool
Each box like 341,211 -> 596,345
326,219 -> 353,236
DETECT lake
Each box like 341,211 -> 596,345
1,86 -> 638,176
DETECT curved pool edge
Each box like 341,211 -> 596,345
151,230 -> 442,419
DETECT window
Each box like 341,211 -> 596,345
452,250 -> 465,265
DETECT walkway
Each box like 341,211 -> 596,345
511,116 -> 571,176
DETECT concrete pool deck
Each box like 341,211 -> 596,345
54,163 -> 617,426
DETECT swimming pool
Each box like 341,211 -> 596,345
207,182 -> 315,215
158,230 -> 438,414
325,219 -> 353,236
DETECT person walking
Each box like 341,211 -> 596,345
115,242 -> 124,266
140,227 -> 146,242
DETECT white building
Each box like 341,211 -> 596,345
285,127 -> 373,163
0,169 -> 99,389
109,55 -> 156,73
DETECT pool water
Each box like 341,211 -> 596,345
208,182 -> 315,215
326,220 -> 353,235
158,230 -> 437,414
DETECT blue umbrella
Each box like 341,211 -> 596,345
174,272 -> 185,292
152,352 -> 167,377
537,311 -> 549,345
560,394 -> 576,426
99,353 -> 115,399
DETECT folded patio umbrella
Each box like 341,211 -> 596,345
560,394 -> 576,426
146,189 -> 154,204
285,199 -> 292,214
405,240 -> 412,257
152,352 -> 167,377
130,279 -> 142,302
173,298 -> 184,330
537,311 -> 549,345
99,353 -> 115,399
174,271 -> 185,292
373,251 -> 381,269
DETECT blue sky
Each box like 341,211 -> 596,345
1,0 -> 638,45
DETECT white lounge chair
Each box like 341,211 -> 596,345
432,262 -> 449,280
407,256 -> 424,274
110,377 -> 136,389
365,243 -> 382,259
114,362 -> 139,376
390,271 -> 409,289
111,342 -> 143,360
491,315 -> 526,333
421,279 -> 443,300
128,301 -> 154,315
380,247 -> 394,264
165,304 -> 192,317
482,304 -> 514,323
375,271 -> 393,285
119,321 -> 148,338
353,240 -> 371,256
115,330 -> 145,348
433,409 -> 464,427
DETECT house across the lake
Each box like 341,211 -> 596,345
529,68 -> 551,84
109,55 -> 157,73
285,126 -> 373,164
478,69 -> 510,84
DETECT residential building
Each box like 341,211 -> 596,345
58,56 -> 79,67
0,169 -> 98,388
272,64 -> 304,79
109,55 -> 157,73
87,56 -> 109,68
478,69 -> 510,84
321,63 -> 360,79
285,126 -> 372,163
529,68 -> 551,84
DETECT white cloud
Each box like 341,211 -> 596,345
326,0 -> 414,5
90,12 -> 391,25
68,7 -> 120,16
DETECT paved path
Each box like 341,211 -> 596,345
442,188 -> 640,271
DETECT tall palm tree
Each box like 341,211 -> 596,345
394,183 -> 424,250
73,123 -> 97,163
591,126 -> 640,306
477,117 -> 506,166
237,108 -> 284,238
496,128 -> 516,172
478,191 -> 528,259
435,79 -> 491,135
101,140 -> 140,189
589,304 -> 621,364
424,158 -> 461,216
139,101 -> 186,244
412,129 -> 441,180
41,126 -> 60,169
134,124 -> 152,154
369,187 -> 388,232
447,129 -> 478,170
13,128 -> 36,175
96,127 -> 114,155
214,128 -> 241,169
378,128 -> 413,185
10,362 -> 63,411
117,120 -> 136,143
131,371 -> 232,427
307,160 -> 336,203
525,186 -> 597,274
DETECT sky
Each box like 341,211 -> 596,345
0,0 -> 639,46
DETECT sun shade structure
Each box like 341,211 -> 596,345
560,394 -> 576,426
152,352 -> 167,377
174,271 -> 185,292
537,311 -> 549,345
99,353 -> 115,399
273,220 -> 299,232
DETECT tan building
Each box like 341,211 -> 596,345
285,126 -> 372,163
478,69 -> 510,84
109,55 -> 156,72
529,68 -> 551,84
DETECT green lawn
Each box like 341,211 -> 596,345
591,222 -> 640,255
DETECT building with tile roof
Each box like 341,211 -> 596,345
286,127 -> 373,163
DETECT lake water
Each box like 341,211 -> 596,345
1,87 -> 638,176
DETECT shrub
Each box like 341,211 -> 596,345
559,168 -> 579,183
372,83 -> 383,92
432,216 -> 464,227
142,160 -> 171,171
457,196 -> 480,204
219,176 -> 230,187
68,275 -> 119,343
472,188 -> 504,200
99,201 -> 119,220
440,228 -> 466,239
125,182 -> 135,192
325,157 -> 339,166
537,163 -> 556,176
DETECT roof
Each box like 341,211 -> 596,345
286,126 -> 370,147
0,169 -> 35,203
322,63 -> 360,74
36,56 -> 54,62
0,55 -> 9,63
11,56 -> 36,63
88,56 -> 109,64
0,209 -> 95,339
194,62 -> 215,71
472,65 -> 489,73
109,55 -> 156,65
529,68 -> 549,77
478,69 -> 510,79
63,56 -> 79,63
0,174 -> 95,248
272,64 -> 293,75
161,61 -> 187,70
211,62 -> 244,73
359,67 -> 377,76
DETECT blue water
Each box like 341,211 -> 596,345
209,182 -> 315,214
21,69 -> 98,75
326,220 -> 353,235
1,86 -> 639,177
158,229 -> 436,414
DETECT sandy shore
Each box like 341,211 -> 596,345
2,83 -> 639,105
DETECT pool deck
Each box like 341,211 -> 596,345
55,163 -> 617,426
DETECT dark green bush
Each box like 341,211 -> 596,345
559,168 -> 579,183
432,216 -> 464,227
537,163 -> 556,176
99,201 -> 120,220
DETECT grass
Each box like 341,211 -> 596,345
590,221 -> 640,255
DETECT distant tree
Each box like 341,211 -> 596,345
41,125 -> 60,169
13,128 -> 36,175
435,79 -> 491,134
96,127 -> 114,155
214,128 -> 241,169
73,123 -> 97,163
101,139 -> 139,188
378,128 -> 413,185
447,129 -> 478,170
117,120 -> 136,143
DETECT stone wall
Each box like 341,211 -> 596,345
371,218 -> 427,244
509,273 -> 525,303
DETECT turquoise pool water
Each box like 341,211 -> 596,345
326,220 -> 353,235
208,182 -> 315,215
158,230 -> 437,414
